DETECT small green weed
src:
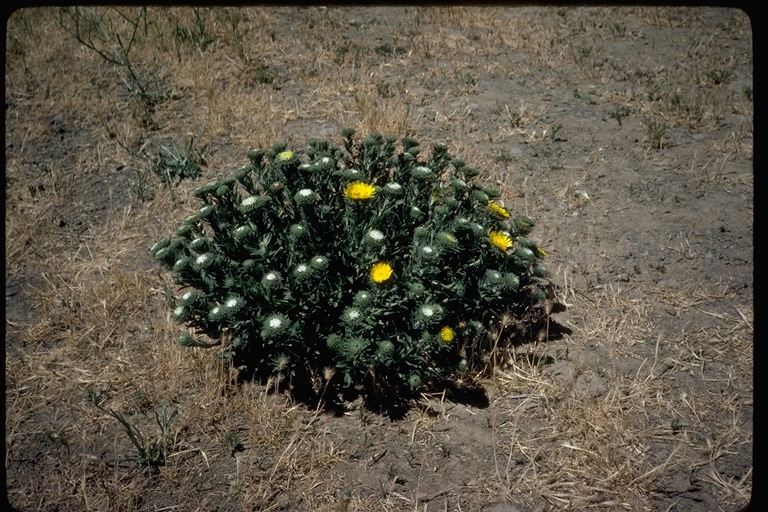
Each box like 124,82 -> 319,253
98,400 -> 179,472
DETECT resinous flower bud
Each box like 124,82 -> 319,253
383,182 -> 404,196
261,271 -> 282,287
376,340 -> 394,359
208,304 -> 226,321
417,245 -> 437,260
179,290 -> 198,306
239,195 -> 271,213
471,189 -> 489,203
198,204 -> 215,218
150,238 -> 171,256
516,246 -> 535,262
342,168 -> 363,180
450,178 -> 468,192
233,225 -> 251,240
411,165 -> 435,181
293,262 -> 312,280
341,307 -> 363,326
436,232 -> 459,251
294,188 -> 316,205
364,229 -> 385,245
247,148 -> 265,164
188,237 -> 208,252
224,295 -> 245,315
176,223 -> 193,238
289,223 -> 307,239
178,332 -> 196,347
410,206 -> 425,220
261,313 -> 289,339
416,303 -> 443,325
310,255 -> 329,271
503,272 -> 520,292
353,290 -> 373,307
172,304 -> 191,322
193,181 -> 219,199
173,257 -> 191,272
191,253 -> 214,270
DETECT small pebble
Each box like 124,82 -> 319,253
664,305 -> 677,316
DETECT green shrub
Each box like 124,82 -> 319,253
152,130 -> 551,398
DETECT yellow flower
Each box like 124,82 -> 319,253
371,262 -> 393,284
536,246 -> 547,258
488,201 -> 511,219
489,231 -> 514,252
277,150 -> 294,161
344,181 -> 376,200
440,326 -> 455,344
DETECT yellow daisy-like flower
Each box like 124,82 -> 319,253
488,201 -> 511,219
370,262 -> 393,284
489,231 -> 514,252
344,181 -> 376,200
440,326 -> 455,344
277,150 -> 294,161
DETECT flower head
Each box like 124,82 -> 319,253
417,303 -> 443,325
261,313 -> 289,338
294,188 -> 316,205
383,182 -> 404,195
180,290 -> 198,305
192,253 -> 214,270
341,307 -> 363,325
173,257 -> 190,272
365,229 -> 385,245
293,263 -> 312,280
488,201 -> 511,219
310,255 -> 329,271
239,194 -> 271,213
209,305 -> 226,321
234,225 -> 251,239
173,305 -> 190,323
224,295 -> 245,314
420,245 -> 436,258
411,166 -> 436,181
440,326 -> 455,344
289,223 -> 307,238
277,150 -> 294,161
261,271 -> 282,287
489,231 -> 514,252
344,181 -> 376,201
353,290 -> 373,307
437,232 -> 459,252
371,262 -> 394,284
343,168 -> 362,179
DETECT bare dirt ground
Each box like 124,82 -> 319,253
5,7 -> 752,511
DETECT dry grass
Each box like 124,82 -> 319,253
6,6 -> 751,511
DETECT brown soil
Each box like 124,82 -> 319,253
6,6 -> 752,511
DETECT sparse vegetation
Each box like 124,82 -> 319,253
6,6 -> 752,511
